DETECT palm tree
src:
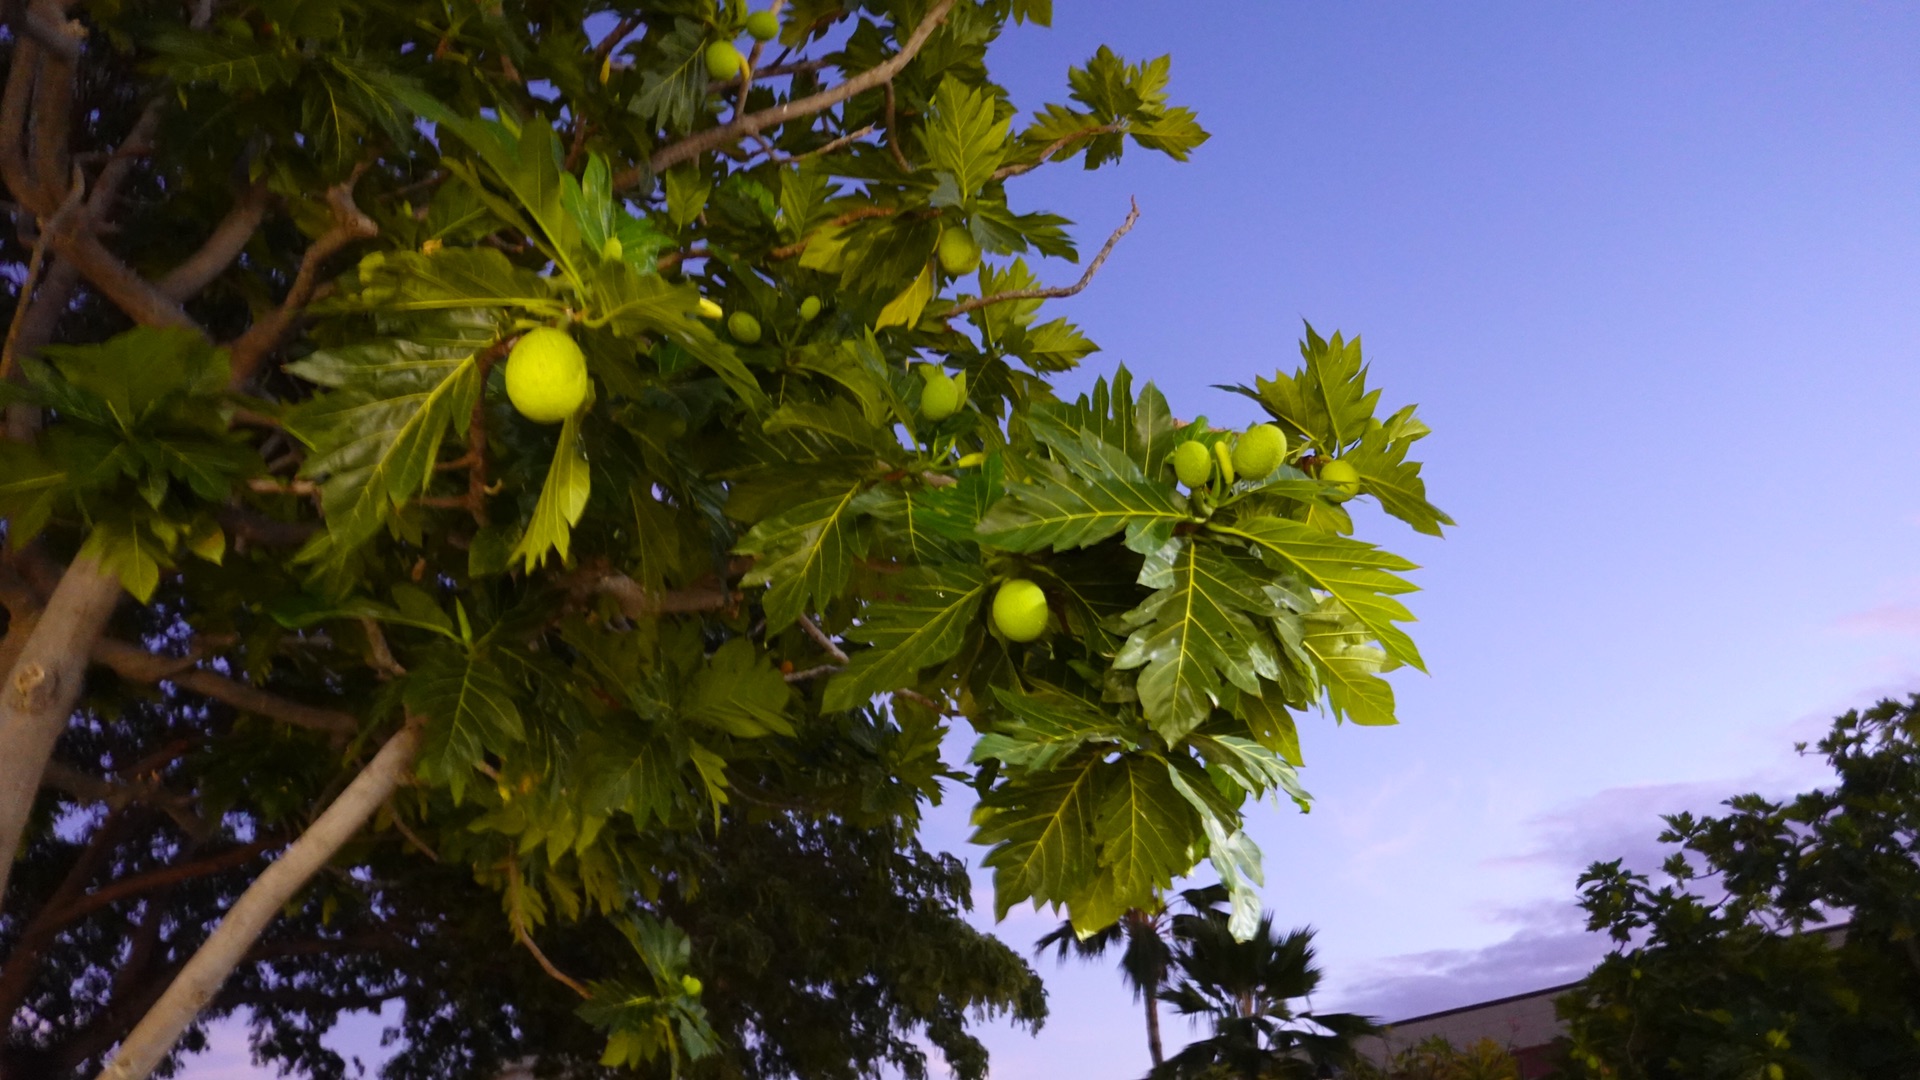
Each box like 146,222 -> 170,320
1151,916 -> 1380,1080
1034,886 -> 1229,1069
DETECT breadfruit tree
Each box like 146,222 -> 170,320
0,1 -> 1449,1076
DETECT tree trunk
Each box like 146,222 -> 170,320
0,556 -> 122,914
1144,986 -> 1165,1067
91,720 -> 420,1080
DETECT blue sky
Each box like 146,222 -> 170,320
189,3 -> 1920,1077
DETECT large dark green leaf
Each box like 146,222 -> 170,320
923,77 -> 1009,204
734,485 -> 876,630
286,337 -> 483,559
408,648 -> 526,802
1114,539 -> 1286,745
1342,411 -> 1454,537
972,756 -> 1102,919
1215,516 -> 1424,673
822,563 -> 988,712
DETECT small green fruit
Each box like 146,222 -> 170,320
1232,424 -> 1286,480
992,579 -> 1048,642
727,311 -> 762,344
505,328 -> 590,424
955,451 -> 986,468
937,227 -> 981,276
745,10 -> 779,41
1171,440 -> 1213,489
920,371 -> 961,420
798,295 -> 822,321
696,297 -> 724,320
705,40 -> 742,80
681,975 -> 703,996
1319,458 -> 1360,496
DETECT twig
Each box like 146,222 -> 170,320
782,123 -> 878,164
894,688 -> 955,715
797,613 -> 849,664
883,79 -> 912,172
387,809 -> 438,862
767,205 -> 902,260
593,16 -> 640,65
702,56 -> 834,94
942,199 -> 1140,320
359,618 -> 406,678
91,638 -> 359,738
783,663 -> 842,684
633,0 -> 956,181
991,122 -> 1126,181
226,168 -> 379,386
461,337 -> 512,525
247,477 -> 318,496
515,925 -> 591,1000
655,245 -> 708,273
0,169 -> 80,377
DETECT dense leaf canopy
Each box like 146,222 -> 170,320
1559,698 -> 1920,1079
0,1 -> 1446,1075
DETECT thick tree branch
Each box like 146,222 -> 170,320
596,573 -> 739,618
93,718 -> 423,1080
0,167 -> 75,377
942,199 -> 1140,320
91,637 -> 360,737
156,182 -> 272,301
25,2 -> 78,201
634,0 -> 955,182
0,555 -> 126,917
225,172 -> 378,386
0,31 -> 55,214
83,98 -> 163,224
14,3 -> 82,63
46,224 -> 201,329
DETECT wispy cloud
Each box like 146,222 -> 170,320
1332,758 -> 1833,1021
1833,602 -> 1920,637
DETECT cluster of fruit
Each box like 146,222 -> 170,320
1169,424 -> 1358,496
704,8 -> 780,81
501,295 -> 832,423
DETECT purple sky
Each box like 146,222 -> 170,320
187,3 -> 1920,1077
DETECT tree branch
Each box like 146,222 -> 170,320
594,570 -> 748,619
0,27 -> 54,214
0,554 -> 127,919
156,181 -> 272,301
93,718 -> 423,1080
46,224 -> 202,329
797,613 -> 849,665
0,165 -> 78,377
942,199 -> 1140,320
991,122 -> 1126,181
634,0 -> 956,181
25,2 -> 78,202
15,3 -> 83,63
43,838 -> 275,933
883,79 -> 912,172
91,637 -> 360,737
515,925 -> 591,1000
225,171 -> 378,386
